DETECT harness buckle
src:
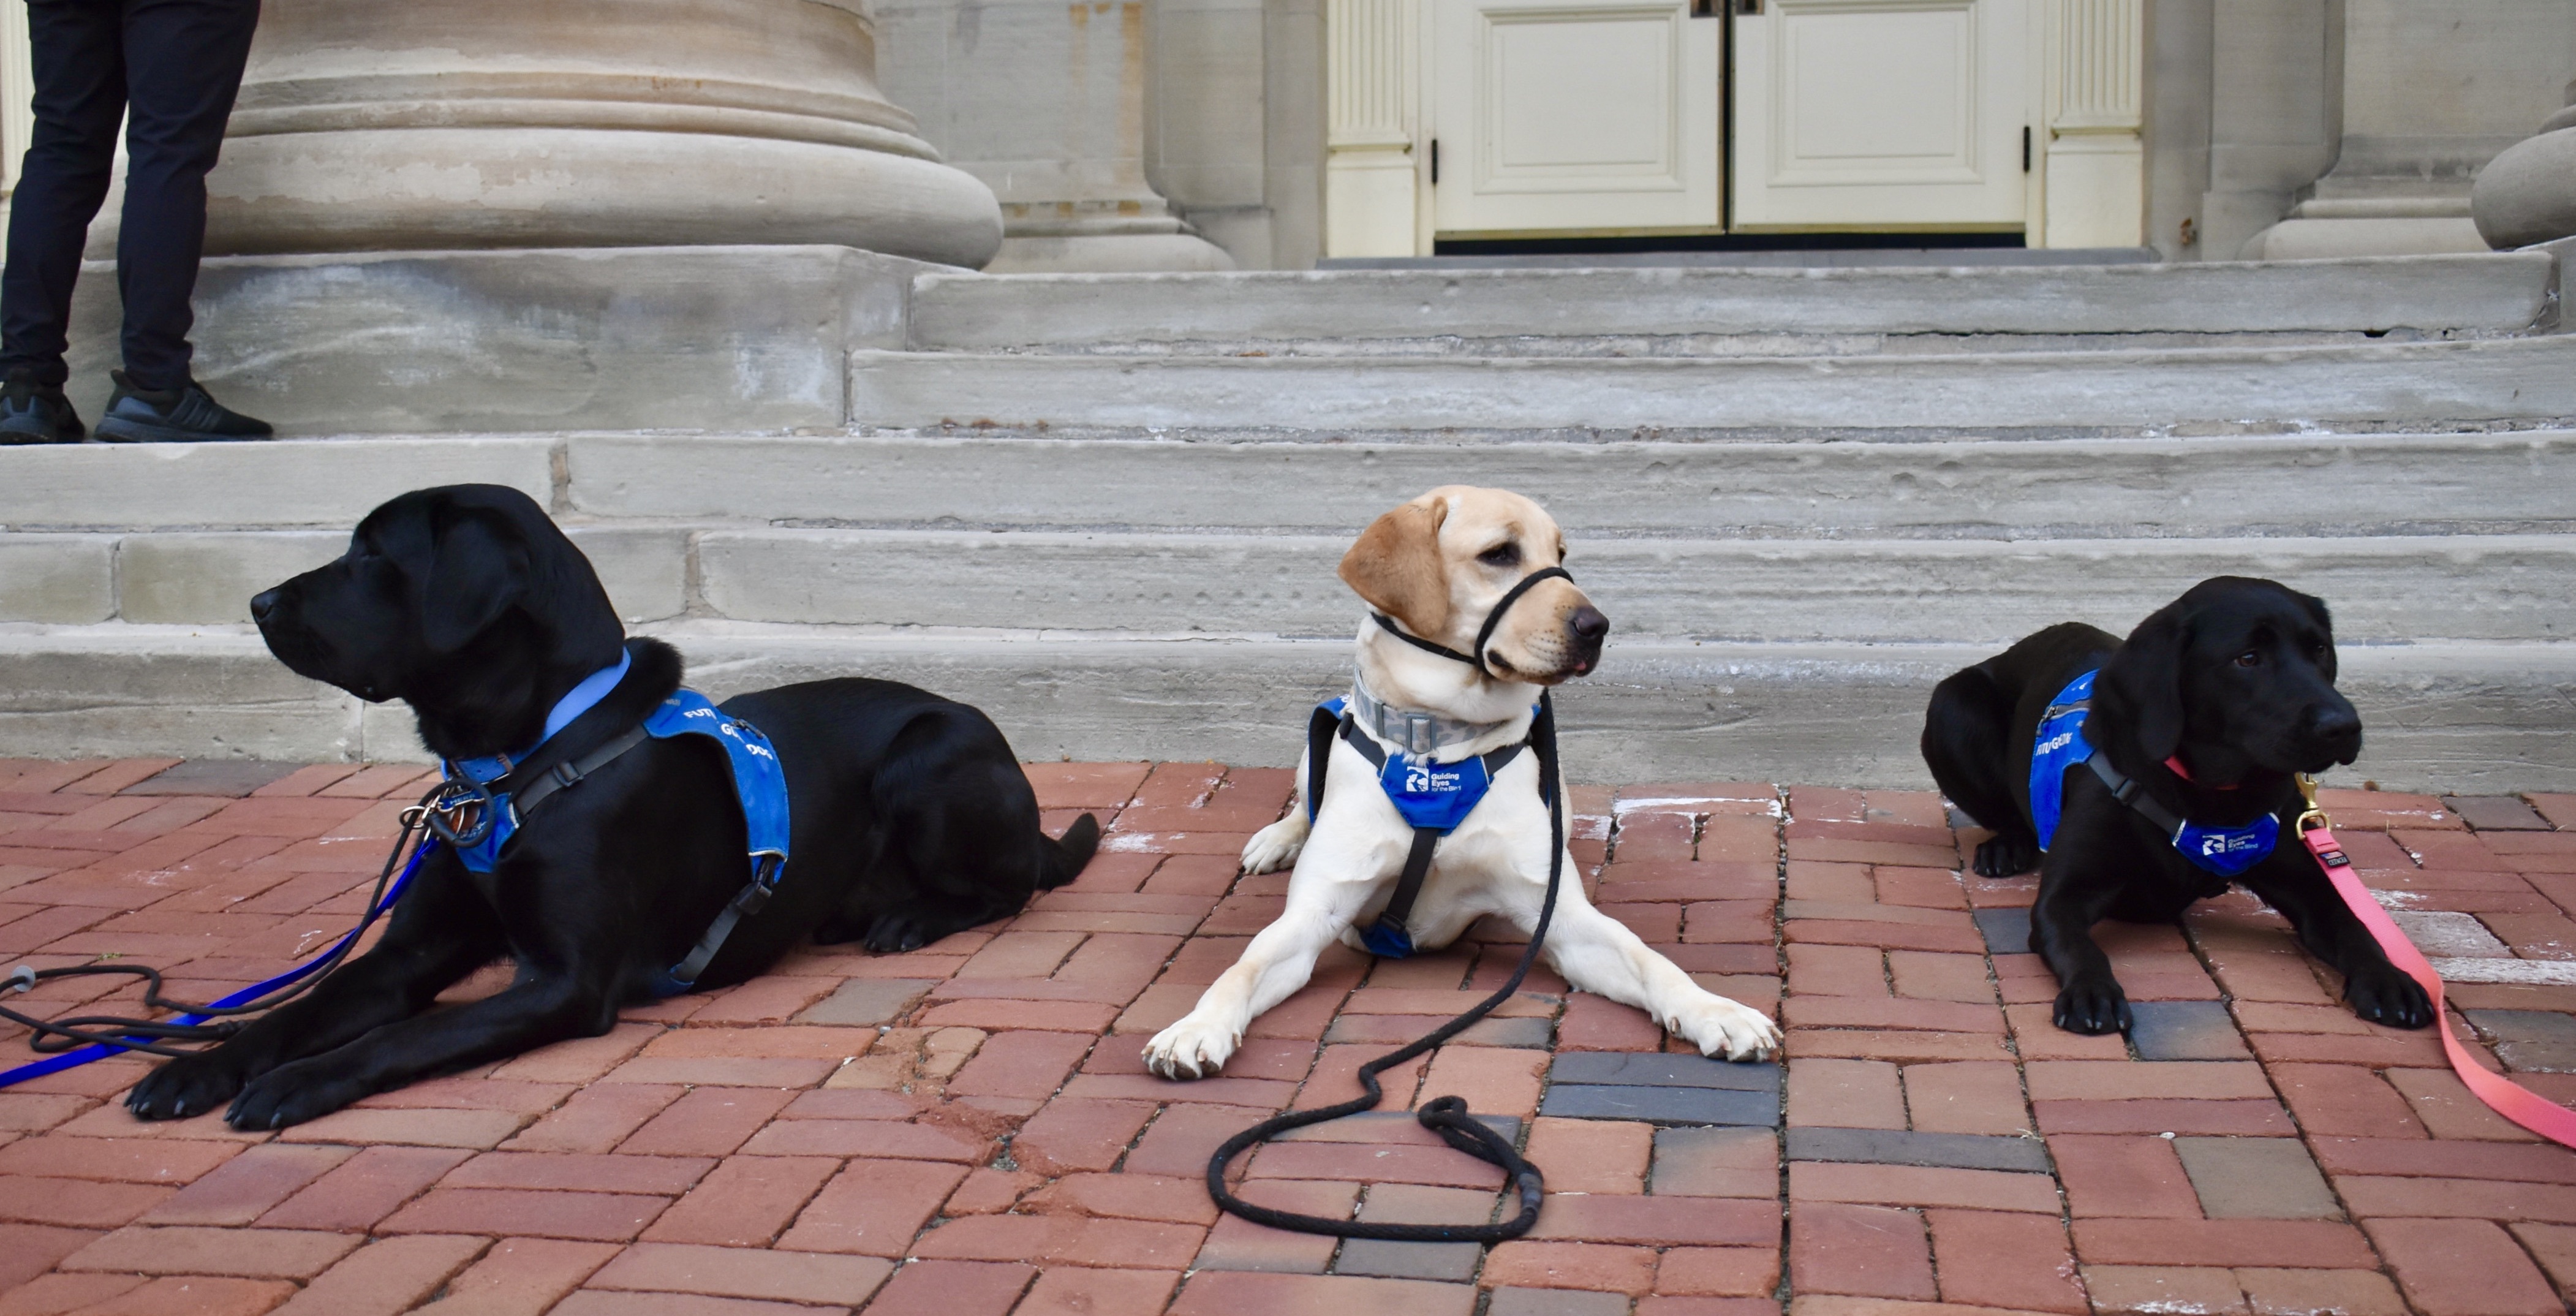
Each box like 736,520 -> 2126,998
1402,711 -> 1435,756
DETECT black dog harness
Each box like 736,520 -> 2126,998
1206,565 -> 1573,1245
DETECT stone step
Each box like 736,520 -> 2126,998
4,624 -> 2567,794
847,335 -> 2576,435
907,253 -> 2554,352
10,526 -> 2569,646
12,431 -> 2569,539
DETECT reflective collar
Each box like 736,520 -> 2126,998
447,650 -> 633,785
1347,676 -> 1520,760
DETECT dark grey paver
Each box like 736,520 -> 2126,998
122,759 -> 301,797
1489,1287 -> 1628,1316
2443,795 -> 2553,831
2173,1136 -> 2343,1219
2129,1000 -> 2253,1061
1786,1125 -> 2050,1173
1973,907 -> 2033,955
1335,1184 -> 1495,1282
2466,1009 -> 2576,1072
1539,1083 -> 1778,1127
1547,1052 -> 1781,1091
797,978 -> 936,1026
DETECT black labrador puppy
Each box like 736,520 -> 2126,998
1921,576 -> 2432,1035
126,483 -> 1096,1129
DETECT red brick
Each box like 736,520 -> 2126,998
1522,1117 -> 1650,1195
1654,1247 -> 1780,1297
2308,1136 -> 2576,1184
2334,1174 -> 2576,1223
59,1224 -> 361,1279
946,1030 -> 1094,1100
1528,1193 -> 1777,1246
1788,1059 -> 1906,1129
1481,1241 -> 1658,1294
2234,1268 -> 2408,1316
615,1086 -> 796,1157
739,1117 -> 988,1163
502,1083 -> 685,1154
1123,1102 -> 1277,1179
0,1222 -> 100,1290
50,1276 -> 297,1316
1927,1209 -> 2082,1313
1190,1180 -> 1358,1275
272,1235 -> 491,1316
2022,1061 -> 2272,1102
2365,1217 -> 2563,1316
1789,1162 -> 2060,1214
777,1157 -> 969,1257
0,1273 -> 145,1315
441,1151 -> 709,1196
487,1022 -> 661,1084
2508,1222 -> 2576,1303
918,1213 -> 1206,1269
586,1241 -> 893,1306
1636,1301 -> 1783,1316
1900,1062 -> 2028,1136
407,1237 -> 619,1315
1791,1201 -> 1935,1299
2047,1135 -> 2202,1219
2031,1100 -> 2295,1137
1021,1171 -> 1219,1225
2069,1219 -> 2379,1269
1649,1126 -> 1776,1198
1557,991 -> 1666,1051
2384,1067 -> 2535,1141
0,1175 -> 172,1228
641,1155 -> 839,1247
1015,1266 -> 1182,1315
273,1107 -> 525,1150
381,1187 -> 669,1242
1011,1097 -> 1158,1175
1168,1270 -> 1478,1316
1787,996 -> 2002,1033
1248,1138 -> 1503,1189
2082,1265 -> 2247,1314
0,1133 -> 240,1184
551,1293 -> 814,1316
859,1258 -> 1033,1315
257,1145 -> 472,1231
1787,1030 -> 2008,1064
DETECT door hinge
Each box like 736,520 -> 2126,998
2022,126 -> 2033,173
1429,138 -> 1440,185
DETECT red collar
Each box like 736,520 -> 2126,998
2164,754 -> 2241,790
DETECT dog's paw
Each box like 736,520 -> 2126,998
224,1057 -> 369,1132
125,1049 -> 251,1122
2052,980 -> 2132,1035
2346,965 -> 2434,1030
1143,1016 -> 1239,1080
1669,994 -> 1782,1062
1973,834 -> 2039,878
1241,818 -> 1307,875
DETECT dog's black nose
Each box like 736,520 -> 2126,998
249,589 -> 280,624
1569,606 -> 1609,642
2310,703 -> 2360,741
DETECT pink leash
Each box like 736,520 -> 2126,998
2295,777 -> 2576,1148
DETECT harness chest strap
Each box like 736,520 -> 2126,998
2028,670 -> 2278,879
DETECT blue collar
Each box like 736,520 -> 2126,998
2030,669 -> 2279,879
447,649 -> 632,786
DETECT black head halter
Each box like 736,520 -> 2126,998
1372,565 -> 1574,679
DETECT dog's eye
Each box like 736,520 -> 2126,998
1479,543 -> 1521,568
2235,650 -> 2262,668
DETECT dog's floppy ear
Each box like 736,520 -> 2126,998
1339,496 -> 1452,640
420,510 -> 527,654
2104,603 -> 2191,762
2295,588 -> 2338,679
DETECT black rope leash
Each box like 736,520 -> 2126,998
1204,690 -> 1565,1243
0,782 -> 441,1059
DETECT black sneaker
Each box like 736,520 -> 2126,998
94,371 -> 273,443
0,368 -> 84,444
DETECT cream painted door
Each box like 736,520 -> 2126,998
1431,0 -> 1721,236
1731,0 -> 2031,230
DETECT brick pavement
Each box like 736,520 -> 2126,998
4,756 -> 2576,1313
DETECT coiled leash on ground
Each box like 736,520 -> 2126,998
0,782 -> 445,1084
1207,565 -> 1578,1244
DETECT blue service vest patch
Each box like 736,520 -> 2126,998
1312,696 -> 1500,834
2030,669 -> 2278,879
448,689 -> 791,877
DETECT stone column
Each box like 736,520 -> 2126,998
2241,0 -> 2574,260
875,0 -> 1234,271
200,0 -> 1002,268
2471,56 -> 2576,249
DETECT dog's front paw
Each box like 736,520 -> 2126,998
2053,979 -> 2132,1035
1241,818 -> 1307,875
1668,994 -> 1781,1062
1143,1016 -> 1240,1080
2346,965 -> 2434,1030
126,1048 -> 253,1122
1973,834 -> 2039,878
225,1057 -> 371,1132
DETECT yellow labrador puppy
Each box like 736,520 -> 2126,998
1144,486 -> 1781,1080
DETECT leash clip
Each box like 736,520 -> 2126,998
423,775 -> 500,849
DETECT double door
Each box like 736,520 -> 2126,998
1429,0 -> 2032,236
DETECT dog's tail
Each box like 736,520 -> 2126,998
1038,813 -> 1101,890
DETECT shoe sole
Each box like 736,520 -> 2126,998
0,422 -> 83,444
93,418 -> 270,444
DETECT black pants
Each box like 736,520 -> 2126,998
0,0 -> 260,390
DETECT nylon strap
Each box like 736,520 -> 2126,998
1372,566 -> 1574,678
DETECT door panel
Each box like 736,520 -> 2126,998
1433,0 -> 1720,235
1732,0 -> 2029,229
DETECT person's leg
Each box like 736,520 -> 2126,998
112,0 -> 259,391
0,0 -> 130,390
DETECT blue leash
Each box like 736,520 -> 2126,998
0,812 -> 438,1092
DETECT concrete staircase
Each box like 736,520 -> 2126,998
4,251 -> 2571,790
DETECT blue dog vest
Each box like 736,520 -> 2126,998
2030,670 -> 2278,878
438,649 -> 793,993
1309,695 -> 1506,834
